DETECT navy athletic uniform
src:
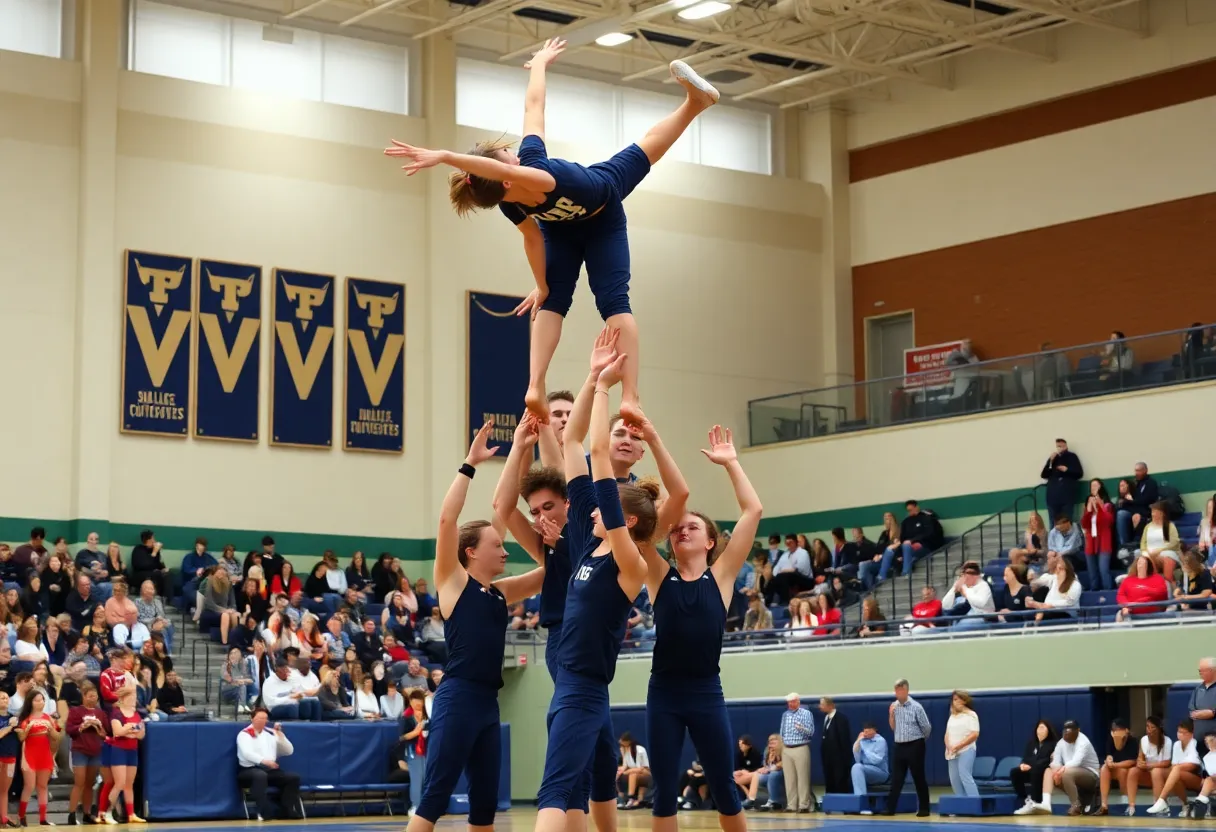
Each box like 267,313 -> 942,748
540,534 -> 571,682
499,135 -> 651,322
537,475 -> 634,811
646,565 -> 739,818
415,577 -> 508,826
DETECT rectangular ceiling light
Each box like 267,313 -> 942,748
677,0 -> 730,18
595,32 -> 634,46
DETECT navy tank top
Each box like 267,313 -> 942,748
559,476 -> 633,683
498,136 -> 611,225
443,575 -> 509,689
539,534 -> 571,629
651,565 -> 726,679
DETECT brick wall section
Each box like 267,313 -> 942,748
852,191 -> 1216,383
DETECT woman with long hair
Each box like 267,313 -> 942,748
945,691 -> 981,797
14,617 -> 48,664
302,563 -> 331,613
1028,558 -> 1082,622
786,598 -> 814,641
269,561 -> 301,599
382,591 -> 415,642
403,421 -> 543,832
1082,479 -> 1116,590
104,543 -> 125,583
1140,502 -> 1182,582
16,691 -> 58,826
346,551 -> 370,596
994,563 -> 1032,625
66,681 -> 108,824
1198,497 -> 1215,564
102,686 -> 145,823
221,646 -> 255,714
858,596 -> 887,638
370,554 -> 398,604
20,574 -> 47,622
218,544 -> 242,580
1174,550 -> 1214,611
200,570 -> 240,647
1116,555 -> 1169,621
616,732 -> 652,809
84,605 -> 111,654
752,734 -> 785,810
236,576 -> 269,627
813,593 -> 841,637
1009,513 -> 1047,567
1126,716 -> 1172,816
0,691 -> 18,826
1011,720 -> 1057,809
385,43 -> 719,425
298,613 -> 326,663
858,512 -> 901,590
43,554 -> 70,617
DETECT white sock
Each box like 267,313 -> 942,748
1120,795 -> 1128,804
1199,795 -> 1210,804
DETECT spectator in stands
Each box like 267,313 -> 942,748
1115,555 -> 1169,621
1146,718 -> 1203,816
886,679 -> 931,817
743,595 -> 772,633
1011,721 -> 1057,810
413,578 -> 435,620
270,561 -> 302,600
901,586 -> 942,634
401,689 -> 428,815
135,579 -> 173,654
808,539 -> 832,593
398,658 -> 429,691
1140,501 -> 1182,581
616,732 -> 651,810
236,708 -> 301,821
856,597 -> 887,639
262,658 -> 321,722
851,723 -> 888,809
873,502 -> 942,586
345,551 -> 370,597
825,528 -> 859,583
319,671 -> 356,720
1082,479 -> 1117,590
733,735 -> 764,809
945,691 -> 980,797
370,553 -> 398,603
1199,498 -> 1215,564
130,530 -> 170,600
1047,515 -> 1084,575
20,574 -> 47,621
104,579 -> 139,632
380,679 -> 404,720
352,618 -> 383,671
302,563 -> 332,614
221,647 -> 254,713
765,535 -> 781,564
994,563 -> 1032,625
236,577 -> 269,630
12,528 -> 47,572
765,536 -> 812,605
941,562 -> 994,631
780,694 -> 815,813
753,734 -> 785,811
1018,719 -> 1100,816
1117,463 -> 1159,551
1176,551 -> 1214,610
74,533 -> 112,601
43,553 -> 70,617
355,676 -> 381,720
320,552 -> 347,606
1098,330 -> 1135,386
181,538 -> 217,603
259,537 -> 284,587
859,514 -> 899,591
812,594 -> 841,637
63,575 -> 99,642
1041,439 -> 1084,523
417,607 -> 447,664
217,544 -> 241,580
1028,558 -> 1082,621
1009,513 -> 1046,567
1097,718 -> 1138,816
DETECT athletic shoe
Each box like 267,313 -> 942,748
759,802 -> 777,812
860,810 -> 872,816
1147,798 -> 1171,815
680,802 -> 694,811
1181,802 -> 1194,819
741,800 -> 754,810
668,61 -> 720,105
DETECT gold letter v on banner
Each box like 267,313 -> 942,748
275,321 -> 333,400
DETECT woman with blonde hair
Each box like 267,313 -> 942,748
1009,513 -> 1047,567
752,734 -> 786,810
786,598 -> 815,641
298,613 -> 326,663
200,569 -> 241,647
945,691 -> 981,797
858,512 -> 901,590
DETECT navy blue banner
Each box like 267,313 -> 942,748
271,269 -> 335,448
121,250 -> 193,437
344,278 -> 405,454
194,259 -> 262,442
467,291 -> 529,456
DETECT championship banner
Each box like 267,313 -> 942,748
467,291 -> 529,456
344,278 -> 405,454
903,339 -> 967,389
121,250 -> 193,437
194,259 -> 262,442
270,269 -> 335,448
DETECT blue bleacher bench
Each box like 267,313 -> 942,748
937,794 -> 1021,816
821,792 -> 917,814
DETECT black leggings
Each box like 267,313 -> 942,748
1010,764 -> 1049,803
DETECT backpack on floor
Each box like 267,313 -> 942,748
1158,482 -> 1185,520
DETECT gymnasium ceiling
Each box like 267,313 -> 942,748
185,0 -> 1149,109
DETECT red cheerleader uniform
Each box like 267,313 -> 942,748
19,717 -> 54,772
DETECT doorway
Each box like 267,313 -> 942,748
865,312 -> 914,424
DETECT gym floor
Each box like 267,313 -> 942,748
128,809 -> 1189,831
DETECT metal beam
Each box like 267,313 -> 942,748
341,0 -> 411,26
413,0 -> 534,37
281,0 -> 332,20
854,9 -> 1056,61
992,0 -> 1145,35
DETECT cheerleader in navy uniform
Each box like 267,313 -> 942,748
642,424 -> 762,832
406,420 -> 546,832
385,40 -> 720,427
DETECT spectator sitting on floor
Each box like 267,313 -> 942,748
1097,718 -> 1138,815
755,734 -> 786,811
1009,513 -> 1047,567
1127,715 -> 1173,815
743,595 -> 772,632
994,563 -> 1033,625
1027,558 -> 1082,622
1146,718 -> 1203,816
858,513 -> 901,591
941,562 -> 994,631
857,597 -> 887,639
851,722 -> 889,806
1116,555 -> 1170,621
1139,501 -> 1182,582
1017,719 -> 1099,816
1175,551 -> 1214,610
1117,463 -> 1159,551
1186,732 -> 1216,819
1047,515 -> 1085,575
1011,721 -> 1057,810
733,734 -> 764,809
236,708 -> 301,821
1040,438 -> 1084,523
617,732 -> 652,809
901,586 -> 943,635
1082,479 -> 1117,590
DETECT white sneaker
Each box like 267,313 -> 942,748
407,807 -> 416,818
1013,802 -> 1038,816
681,802 -> 693,810
860,809 -> 872,815
1125,804 -> 1136,816
668,60 -> 721,105
1146,798 -> 1170,815
102,811 -> 117,825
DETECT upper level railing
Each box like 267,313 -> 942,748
748,324 -> 1215,447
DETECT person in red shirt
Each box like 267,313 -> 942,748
902,586 -> 943,633
1081,479 -> 1117,591
269,562 -> 302,598
100,648 -> 135,708
16,692 -> 59,826
1116,555 -> 1169,621
102,686 -> 146,824
67,682 -> 110,824
812,593 -> 841,637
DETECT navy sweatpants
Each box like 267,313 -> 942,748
646,676 -> 740,817
538,670 -> 618,811
415,678 -> 501,826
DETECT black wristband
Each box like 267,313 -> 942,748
459,462 -> 476,479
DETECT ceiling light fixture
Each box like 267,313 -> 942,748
677,1 -> 730,19
595,32 -> 634,46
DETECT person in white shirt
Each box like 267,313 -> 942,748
1147,718 -> 1204,816
1126,715 -> 1172,817
944,691 -> 981,796
1186,732 -> 1216,819
236,708 -> 301,821
941,563 -> 994,631
1018,720 -> 1099,815
616,732 -> 652,810
380,680 -> 405,720
1027,559 -> 1083,622
261,658 -> 321,722
292,657 -> 322,710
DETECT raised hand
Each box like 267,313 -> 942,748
466,419 -> 501,465
514,412 -> 540,449
621,404 -> 655,439
699,425 -> 736,466
524,38 -> 567,69
383,140 -> 447,175
535,515 -> 562,547
597,354 -> 628,389
513,287 -> 548,320
589,326 -> 620,376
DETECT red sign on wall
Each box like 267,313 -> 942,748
903,340 -> 967,388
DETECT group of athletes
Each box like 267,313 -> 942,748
384,36 -> 762,832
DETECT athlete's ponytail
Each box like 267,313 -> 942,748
619,478 -> 660,543
448,138 -> 514,217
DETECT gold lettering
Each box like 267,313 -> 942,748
127,306 -> 191,387
207,270 -> 255,323
282,277 -> 329,328
275,322 -> 334,400
201,314 -> 260,393
348,420 -> 400,437
135,260 -> 185,315
351,283 -> 399,337
348,331 -> 403,407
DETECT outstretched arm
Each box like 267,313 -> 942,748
594,356 -> 648,593
492,414 -> 544,564
563,326 -> 620,484
384,142 -> 556,191
537,421 -> 563,469
707,427 -> 763,591
436,420 -> 501,594
511,220 -> 549,320
522,39 -> 566,140
631,408 -> 689,541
